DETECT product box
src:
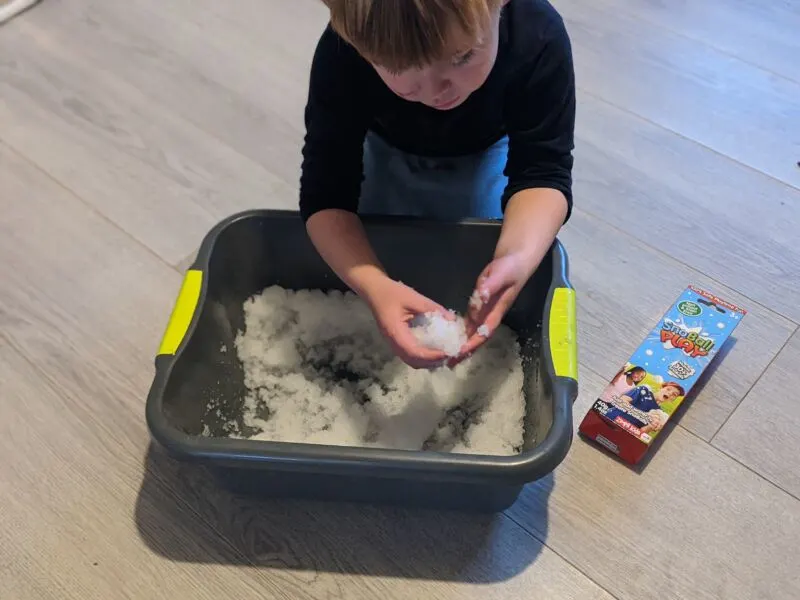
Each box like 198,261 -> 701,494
579,286 -> 746,464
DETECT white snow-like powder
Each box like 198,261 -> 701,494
411,312 -> 468,357
231,286 -> 526,456
469,289 -> 484,311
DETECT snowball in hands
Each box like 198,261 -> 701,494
410,312 -> 468,357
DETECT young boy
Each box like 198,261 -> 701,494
605,382 -> 685,432
299,0 -> 575,369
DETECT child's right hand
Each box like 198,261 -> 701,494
304,210 -> 447,368
364,277 -> 450,369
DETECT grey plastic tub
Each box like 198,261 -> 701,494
146,209 -> 578,512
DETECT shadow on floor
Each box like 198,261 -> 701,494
135,446 -> 552,583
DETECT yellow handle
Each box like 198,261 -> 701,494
158,269 -> 203,356
548,287 -> 577,380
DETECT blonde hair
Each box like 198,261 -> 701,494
322,0 -> 502,72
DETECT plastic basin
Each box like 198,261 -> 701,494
146,209 -> 578,512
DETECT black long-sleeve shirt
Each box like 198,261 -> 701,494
299,0 -> 576,223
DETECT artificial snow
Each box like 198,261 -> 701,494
469,289 -> 484,311
410,311 -> 468,357
231,286 -> 526,456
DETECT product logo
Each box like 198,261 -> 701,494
661,319 -> 715,358
678,301 -> 702,317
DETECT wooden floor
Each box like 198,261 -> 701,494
1,0 -> 799,598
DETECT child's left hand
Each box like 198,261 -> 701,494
449,252 -> 528,367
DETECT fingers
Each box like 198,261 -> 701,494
468,261 -> 514,327
449,313 -> 497,368
476,258 -> 517,299
447,337 -> 482,368
469,267 -> 493,311
372,283 -> 453,368
455,289 -> 515,366
390,323 -> 449,369
466,284 -> 503,337
399,283 -> 449,318
414,295 -> 449,317
453,329 -> 491,364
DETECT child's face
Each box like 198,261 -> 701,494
656,386 -> 682,404
372,10 -> 502,111
631,370 -> 645,384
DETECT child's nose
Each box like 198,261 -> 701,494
430,77 -> 453,98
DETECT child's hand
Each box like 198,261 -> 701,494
646,409 -> 668,432
365,278 -> 450,369
450,253 -> 528,366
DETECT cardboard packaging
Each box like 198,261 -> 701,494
579,286 -> 746,464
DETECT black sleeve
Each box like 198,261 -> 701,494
502,18 -> 576,222
299,26 -> 373,223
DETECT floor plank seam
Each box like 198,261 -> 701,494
592,7 -> 800,87
7,5 -> 304,198
47,24 -> 304,195
0,137 -> 180,277
576,87 -> 800,195
688,421 -> 800,504
572,207 -> 800,327
580,359 -> 800,505
171,249 -> 198,274
709,322 -> 800,443
502,510 -> 621,599
0,330 -> 275,577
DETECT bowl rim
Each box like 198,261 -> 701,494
145,209 -> 578,484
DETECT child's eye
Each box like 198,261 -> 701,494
453,49 -> 476,67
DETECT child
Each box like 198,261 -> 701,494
299,0 -> 576,368
600,366 -> 647,403
605,382 -> 685,432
